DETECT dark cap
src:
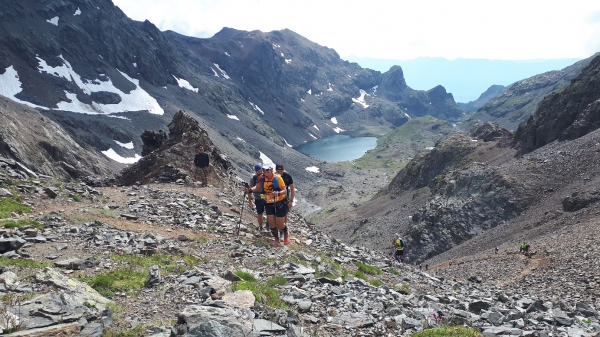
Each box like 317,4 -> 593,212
275,164 -> 284,170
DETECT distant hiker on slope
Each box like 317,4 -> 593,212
520,242 -> 526,253
275,163 -> 295,240
247,164 -> 266,231
393,236 -> 405,263
193,146 -> 210,187
247,163 -> 289,245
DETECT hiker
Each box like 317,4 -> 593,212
393,236 -> 405,263
275,163 -> 295,239
520,243 -> 526,253
247,164 -> 266,231
193,146 -> 209,187
247,163 -> 289,245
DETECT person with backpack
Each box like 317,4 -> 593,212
247,163 -> 289,245
193,146 -> 210,187
247,164 -> 266,231
275,164 -> 295,239
393,236 -> 405,263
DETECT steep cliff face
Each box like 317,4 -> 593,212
469,55 -> 597,131
514,55 -> 600,155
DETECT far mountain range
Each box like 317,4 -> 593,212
344,56 -> 583,102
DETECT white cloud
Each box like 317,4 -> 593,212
112,0 -> 600,60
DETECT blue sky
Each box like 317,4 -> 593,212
113,0 -> 600,61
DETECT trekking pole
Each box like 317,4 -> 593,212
236,190 -> 246,237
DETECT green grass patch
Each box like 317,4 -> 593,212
81,267 -> 147,297
368,279 -> 383,287
0,257 -> 52,268
232,276 -> 290,309
0,197 -> 31,218
72,195 -> 82,202
388,269 -> 399,275
0,219 -> 42,229
412,325 -> 482,337
234,270 -> 257,282
354,271 -> 368,281
355,262 -> 382,275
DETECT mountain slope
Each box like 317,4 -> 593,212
467,55 -> 597,131
323,54 -> 600,264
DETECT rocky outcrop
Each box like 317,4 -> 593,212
514,54 -> 600,155
115,111 -> 232,186
387,133 -> 479,193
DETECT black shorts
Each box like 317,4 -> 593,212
265,201 -> 288,217
254,199 -> 266,214
394,250 -> 404,256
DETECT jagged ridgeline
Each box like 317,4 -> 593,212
0,0 -> 466,186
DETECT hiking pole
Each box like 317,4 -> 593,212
237,183 -> 248,238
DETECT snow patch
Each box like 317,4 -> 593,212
312,125 -> 320,131
309,133 -> 317,140
236,137 -> 245,142
35,55 -> 163,115
305,166 -> 320,173
0,66 -> 46,109
74,8 -> 81,15
133,63 -> 137,68
248,102 -> 264,115
102,148 -> 141,164
282,138 -> 293,148
47,17 -> 59,26
404,112 -> 411,119
285,59 -> 292,64
211,68 -> 219,77
227,114 -> 239,121
173,75 -> 198,92
225,52 -> 230,57
332,127 -> 345,133
259,152 -> 275,168
213,64 -> 230,79
114,140 -> 134,149
307,89 -> 312,95
330,117 -> 338,124
352,89 -> 369,108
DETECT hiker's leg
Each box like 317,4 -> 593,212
256,200 -> 265,229
202,167 -> 208,185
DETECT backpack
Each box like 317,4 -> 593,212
395,238 -> 405,249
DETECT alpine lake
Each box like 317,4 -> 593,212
295,134 -> 377,162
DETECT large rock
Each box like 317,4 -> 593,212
174,305 -> 254,337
